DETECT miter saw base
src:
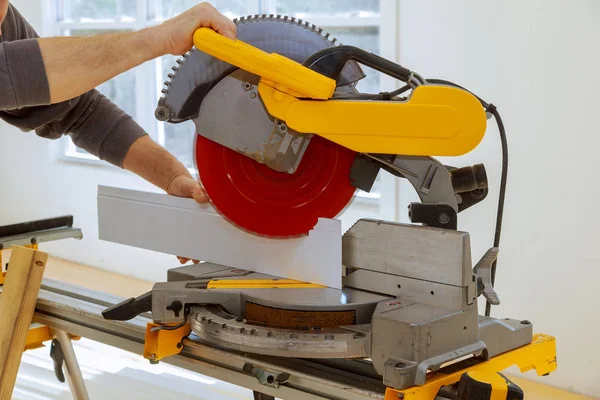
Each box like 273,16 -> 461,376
103,220 -> 534,390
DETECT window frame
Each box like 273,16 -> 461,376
43,0 -> 401,219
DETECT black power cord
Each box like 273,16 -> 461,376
417,79 -> 509,317
484,105 -> 507,316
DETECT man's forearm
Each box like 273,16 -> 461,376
122,135 -> 191,192
123,135 -> 209,203
38,29 -> 163,104
36,2 -> 236,105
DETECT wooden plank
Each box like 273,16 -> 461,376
0,246 -> 48,398
97,186 -> 342,288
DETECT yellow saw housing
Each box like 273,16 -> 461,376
193,27 -> 487,157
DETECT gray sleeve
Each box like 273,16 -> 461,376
0,38 -> 51,109
0,4 -> 148,167
1,89 -> 148,167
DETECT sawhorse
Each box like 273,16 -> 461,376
0,216 -> 87,399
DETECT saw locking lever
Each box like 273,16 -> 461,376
473,248 -> 501,305
102,291 -> 152,321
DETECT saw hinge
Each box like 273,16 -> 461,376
242,363 -> 290,388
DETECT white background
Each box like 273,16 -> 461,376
1,0 -> 600,397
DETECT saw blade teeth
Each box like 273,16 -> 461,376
160,13 -> 352,123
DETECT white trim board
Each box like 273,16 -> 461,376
97,186 -> 342,288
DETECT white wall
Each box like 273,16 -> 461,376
2,0 -> 599,397
396,0 -> 600,396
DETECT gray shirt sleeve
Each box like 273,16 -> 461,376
0,4 -> 148,167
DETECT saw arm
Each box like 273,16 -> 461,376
155,15 -> 499,238
192,27 -> 487,157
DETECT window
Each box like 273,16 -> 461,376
45,0 -> 400,223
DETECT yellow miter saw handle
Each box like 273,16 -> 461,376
192,27 -> 488,157
193,27 -> 336,100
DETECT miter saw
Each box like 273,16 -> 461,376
102,15 -> 556,399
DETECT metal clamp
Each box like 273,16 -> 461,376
144,321 -> 192,364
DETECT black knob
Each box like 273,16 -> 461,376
166,301 -> 183,318
450,164 -> 488,193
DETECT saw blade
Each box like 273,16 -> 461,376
160,15 -> 365,237
195,132 -> 357,238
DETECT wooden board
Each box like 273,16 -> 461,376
97,186 -> 342,288
0,246 -> 48,398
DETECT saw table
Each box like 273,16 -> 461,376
26,277 -> 554,400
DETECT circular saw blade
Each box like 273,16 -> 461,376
195,134 -> 356,237
161,15 -> 367,237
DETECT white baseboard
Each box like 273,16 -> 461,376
97,186 -> 342,288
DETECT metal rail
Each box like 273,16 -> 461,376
24,279 -> 389,400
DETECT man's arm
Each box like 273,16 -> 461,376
38,3 -> 235,104
123,135 -> 208,203
0,1 -> 226,203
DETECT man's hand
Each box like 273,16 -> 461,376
166,174 -> 209,204
38,2 -> 236,104
158,2 -> 236,55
